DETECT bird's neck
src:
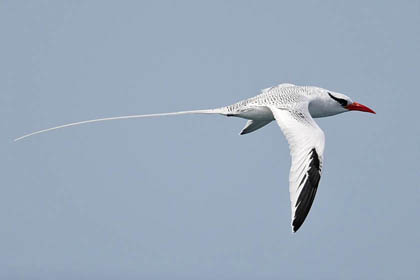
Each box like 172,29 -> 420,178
308,97 -> 347,118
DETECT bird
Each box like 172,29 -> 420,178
15,83 -> 375,232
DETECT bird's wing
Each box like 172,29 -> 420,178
239,119 -> 272,135
268,103 -> 325,232
261,83 -> 296,93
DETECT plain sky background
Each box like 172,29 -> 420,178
2,1 -> 420,279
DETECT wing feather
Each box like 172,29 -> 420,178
268,104 -> 325,232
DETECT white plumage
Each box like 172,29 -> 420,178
15,83 -> 375,232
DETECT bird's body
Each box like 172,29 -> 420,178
15,83 -> 375,232
217,83 -> 355,121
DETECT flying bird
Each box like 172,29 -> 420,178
15,83 -> 375,232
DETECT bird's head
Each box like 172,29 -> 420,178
328,91 -> 375,114
309,89 -> 376,118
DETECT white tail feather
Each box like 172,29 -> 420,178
14,108 -> 226,142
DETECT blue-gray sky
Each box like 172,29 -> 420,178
2,1 -> 420,279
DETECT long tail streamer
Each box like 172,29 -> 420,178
14,109 -> 224,142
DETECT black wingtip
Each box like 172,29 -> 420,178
292,218 -> 304,233
291,148 -> 322,232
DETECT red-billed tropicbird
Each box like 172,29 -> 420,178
15,83 -> 375,232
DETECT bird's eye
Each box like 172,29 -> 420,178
328,92 -> 348,107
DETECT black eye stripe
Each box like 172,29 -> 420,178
328,92 -> 348,107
